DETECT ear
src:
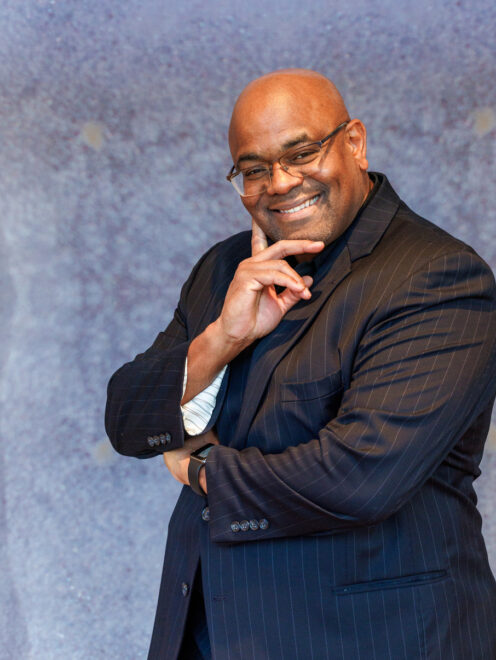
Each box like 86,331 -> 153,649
345,119 -> 368,171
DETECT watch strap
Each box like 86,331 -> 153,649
188,443 -> 214,496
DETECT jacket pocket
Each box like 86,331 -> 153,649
279,370 -> 342,402
331,569 -> 448,595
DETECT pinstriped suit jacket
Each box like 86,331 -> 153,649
106,174 -> 496,660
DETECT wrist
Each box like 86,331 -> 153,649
198,465 -> 207,494
209,317 -> 250,359
188,443 -> 214,496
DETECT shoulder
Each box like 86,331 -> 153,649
201,230 -> 252,268
374,200 -> 495,288
181,230 -> 251,283
178,230 -> 252,310
346,186 -> 495,319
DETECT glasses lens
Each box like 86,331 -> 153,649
231,170 -> 268,197
230,173 -> 245,196
281,144 -> 322,174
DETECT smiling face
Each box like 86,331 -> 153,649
228,71 -> 371,245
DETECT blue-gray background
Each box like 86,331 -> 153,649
1,1 -> 495,658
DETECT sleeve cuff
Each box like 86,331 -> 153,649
181,358 -> 228,435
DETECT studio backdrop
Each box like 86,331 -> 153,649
0,1 -> 495,658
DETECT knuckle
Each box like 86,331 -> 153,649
236,259 -> 251,274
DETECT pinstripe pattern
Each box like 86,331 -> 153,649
106,174 -> 496,659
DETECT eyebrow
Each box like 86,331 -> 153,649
236,132 -> 312,166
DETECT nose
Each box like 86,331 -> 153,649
266,163 -> 303,196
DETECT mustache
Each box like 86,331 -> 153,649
265,186 -> 326,207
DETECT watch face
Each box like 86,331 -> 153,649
192,443 -> 214,460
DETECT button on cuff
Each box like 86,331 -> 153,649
147,432 -> 172,448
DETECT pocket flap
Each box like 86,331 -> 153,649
279,370 -> 342,402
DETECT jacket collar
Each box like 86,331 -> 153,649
344,172 -> 400,263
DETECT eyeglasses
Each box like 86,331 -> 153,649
226,120 -> 349,197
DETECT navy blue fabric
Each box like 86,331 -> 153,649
178,565 -> 211,660
106,174 -> 496,659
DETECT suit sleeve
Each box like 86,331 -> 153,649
205,249 -> 496,542
105,245 -> 224,458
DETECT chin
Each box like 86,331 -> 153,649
276,225 -> 334,244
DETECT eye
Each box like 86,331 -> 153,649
286,146 -> 320,164
242,165 -> 269,180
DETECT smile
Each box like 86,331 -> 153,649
273,194 -> 320,214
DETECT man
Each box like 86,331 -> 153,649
105,69 -> 496,659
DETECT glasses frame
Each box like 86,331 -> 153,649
226,120 -> 350,197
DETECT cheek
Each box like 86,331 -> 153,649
241,197 -> 258,216
241,197 -> 268,223
314,149 -> 350,187
309,164 -> 339,192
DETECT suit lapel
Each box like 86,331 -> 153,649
231,173 -> 401,446
232,239 -> 351,445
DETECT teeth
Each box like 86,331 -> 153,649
277,195 -> 320,214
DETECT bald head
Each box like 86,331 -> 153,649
229,69 -> 349,153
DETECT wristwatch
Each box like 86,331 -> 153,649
188,443 -> 215,496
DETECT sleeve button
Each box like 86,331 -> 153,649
164,432 -> 172,444
259,518 -> 269,530
230,521 -> 240,533
147,436 -> 155,447
249,519 -> 259,531
240,520 -> 250,531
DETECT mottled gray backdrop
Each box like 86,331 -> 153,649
1,1 -> 495,658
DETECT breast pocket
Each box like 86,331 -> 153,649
280,370 -> 343,402
279,371 -> 343,436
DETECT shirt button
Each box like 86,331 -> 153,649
230,521 -> 240,533
259,518 -> 269,530
249,519 -> 259,531
181,582 -> 189,597
201,506 -> 210,522
239,520 -> 250,532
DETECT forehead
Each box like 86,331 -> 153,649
229,86 -> 337,163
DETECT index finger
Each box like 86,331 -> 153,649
252,238 -> 325,261
251,220 -> 268,256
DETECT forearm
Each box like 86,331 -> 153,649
181,319 -> 245,404
105,336 -> 190,457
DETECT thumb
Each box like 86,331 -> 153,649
251,220 -> 268,256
